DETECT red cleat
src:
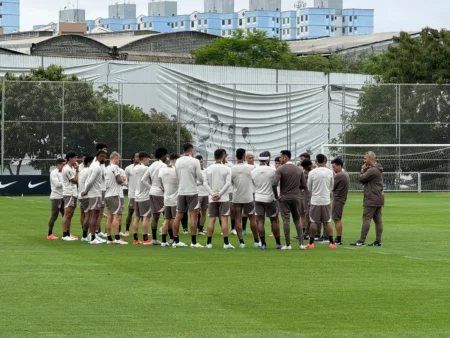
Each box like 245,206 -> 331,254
47,234 -> 59,240
142,240 -> 152,245
329,243 -> 337,249
306,244 -> 315,249
133,240 -> 142,245
124,231 -> 130,237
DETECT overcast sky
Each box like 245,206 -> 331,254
21,0 -> 450,33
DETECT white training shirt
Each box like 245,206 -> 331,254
231,163 -> 254,204
197,169 -> 209,197
159,166 -> 179,207
78,167 -> 89,200
175,155 -> 203,196
50,168 -> 63,200
93,157 -> 107,192
224,162 -> 233,194
251,165 -> 276,203
307,166 -> 334,206
204,163 -> 231,203
61,164 -> 77,197
84,161 -> 104,198
134,164 -> 150,202
105,163 -> 122,198
125,164 -> 137,199
148,160 -> 167,196
119,168 -> 125,198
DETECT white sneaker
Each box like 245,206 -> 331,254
191,243 -> 205,248
90,238 -> 104,245
161,242 -> 170,247
87,233 -> 92,241
169,239 -> 175,245
151,240 -> 162,246
81,237 -> 89,242
239,243 -> 246,249
173,241 -> 188,248
119,232 -> 125,236
97,232 -> 107,238
107,240 -> 116,244
206,244 -> 213,249
281,245 -> 292,250
96,236 -> 106,243
198,231 -> 207,236
224,243 -> 235,249
62,236 -> 77,242
299,245 -> 306,250
231,229 -> 237,235
183,229 -> 189,235
114,239 -> 128,245
254,242 -> 262,248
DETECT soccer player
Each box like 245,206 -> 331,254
272,150 -> 306,250
220,149 -> 236,235
159,154 -> 180,247
298,152 -> 311,166
124,152 -> 140,236
196,155 -> 209,236
172,143 -> 204,248
79,155 -> 94,242
104,152 -> 128,245
306,154 -> 336,249
118,166 -> 126,235
252,151 -> 282,250
94,143 -> 108,238
47,158 -> 66,240
133,151 -> 152,245
203,149 -> 234,249
351,151 -> 385,247
300,159 -> 313,240
61,151 -> 79,242
331,158 -> 350,245
147,147 -> 169,245
299,156 -> 312,239
231,148 -> 260,249
274,157 -> 281,169
82,150 -> 107,245
242,151 -> 256,235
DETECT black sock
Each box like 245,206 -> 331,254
63,231 -> 69,238
336,236 -> 342,242
98,226 -> 102,233
107,235 -> 113,241
260,236 -> 266,246
239,239 -> 245,244
168,229 -> 174,240
191,235 -> 197,245
224,237 -> 229,245
329,236 -> 334,244
254,237 -> 260,243
151,229 -> 157,240
115,234 -> 120,241
126,223 -> 131,231
133,233 -> 138,241
162,234 -> 167,243
207,237 -> 212,245
48,229 -> 52,236
242,217 -> 248,231
275,236 -> 281,245
82,230 -> 88,238
199,226 -> 204,232
143,234 -> 149,241
231,219 -> 235,230
309,238 -> 314,245
174,236 -> 179,244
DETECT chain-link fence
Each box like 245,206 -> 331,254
1,81 -> 450,187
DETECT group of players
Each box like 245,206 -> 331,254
47,141 -> 385,249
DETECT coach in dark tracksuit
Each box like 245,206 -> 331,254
351,151 -> 384,247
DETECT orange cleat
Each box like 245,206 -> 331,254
133,240 -> 142,245
70,234 -> 78,239
142,240 -> 152,245
329,243 -> 337,249
306,244 -> 315,249
124,231 -> 130,237
47,234 -> 59,240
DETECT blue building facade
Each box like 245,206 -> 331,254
1,0 -> 20,34
342,9 -> 374,36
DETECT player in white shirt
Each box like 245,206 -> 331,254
251,151 -> 282,250
195,155 -> 209,236
47,158 -> 66,240
231,148 -> 260,249
203,149 -> 234,249
104,152 -> 128,245
61,151 -> 79,242
118,167 -> 126,236
158,154 -> 180,247
147,147 -> 169,245
124,152 -> 140,236
221,149 -> 236,235
242,151 -> 256,235
132,151 -> 152,245
79,155 -> 94,242
81,150 -> 108,245
94,143 -> 108,238
172,143 -> 204,248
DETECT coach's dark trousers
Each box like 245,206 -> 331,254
360,206 -> 383,242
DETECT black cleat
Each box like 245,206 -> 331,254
350,240 -> 366,246
335,239 -> 343,245
368,241 -> 383,247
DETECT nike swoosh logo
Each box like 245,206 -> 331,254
28,181 -> 47,189
0,181 -> 18,189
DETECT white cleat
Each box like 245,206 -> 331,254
183,229 -> 189,235
114,239 -> 128,245
107,240 -> 116,244
151,240 -> 162,246
254,242 -> 262,248
96,236 -> 106,243
224,244 -> 235,249
299,245 -> 307,250
161,242 -> 170,247
119,232 -> 125,236
81,237 -> 89,242
62,236 -> 77,242
169,239 -> 175,246
231,229 -> 237,235
97,232 -> 107,239
281,245 -> 292,250
206,244 -> 213,249
87,233 -> 92,241
173,241 -> 188,248
191,243 -> 205,248
239,243 -> 246,249
90,238 -> 104,245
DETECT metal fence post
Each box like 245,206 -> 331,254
177,84 -> 181,153
118,83 -> 122,156
232,84 -> 237,159
1,78 -> 5,175
61,82 -> 65,158
418,172 -> 422,193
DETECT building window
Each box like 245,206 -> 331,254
331,27 -> 334,32
228,19 -> 231,25
297,17 -> 299,24
287,28 -> 290,34
144,23 -> 147,28
305,15 -> 308,21
247,17 -> 250,23
253,17 -> 256,23
276,18 -> 279,23
335,16 -> 337,20
331,15 -> 334,21
300,15 -> 303,21
305,26 -> 308,32
138,24 -> 141,30
222,19 -> 225,25
198,20 -> 201,25
354,26 -> 358,31
343,16 -> 345,22
149,23 -> 153,28
191,21 -> 194,28
204,19 -> 207,24
326,15 -> 329,19
175,22 -> 178,27
239,19 -> 243,25
181,21 -> 184,27
171,23 -> 174,28
350,16 -> 353,21
287,18 -> 290,24
276,28 -> 279,33
122,25 -> 125,30
301,27 -> 303,32
350,27 -> 353,32
282,18 -> 285,24
355,16 -> 358,19
297,28 -> 300,34
222,30 -> 225,36
343,27 -> 345,33
326,26 -> 329,30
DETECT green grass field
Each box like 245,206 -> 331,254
0,193 -> 449,338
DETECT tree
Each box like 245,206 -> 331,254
0,66 -> 192,175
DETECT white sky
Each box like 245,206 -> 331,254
21,0 -> 450,33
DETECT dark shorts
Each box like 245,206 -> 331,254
199,196 -> 209,210
209,202 -> 231,217
232,202 -> 255,215
150,195 -> 165,214
332,201 -> 345,221
300,198 -> 309,215
277,199 -> 301,221
63,196 -> 77,209
106,196 -> 124,215
88,197 -> 102,211
128,198 -> 136,210
310,205 -> 331,224
51,199 -> 64,215
80,198 -> 89,212
255,201 -> 278,218
136,200 -> 152,218
177,194 -> 199,213
164,206 -> 177,220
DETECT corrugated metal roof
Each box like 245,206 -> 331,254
0,36 -> 54,48
88,33 -> 161,48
